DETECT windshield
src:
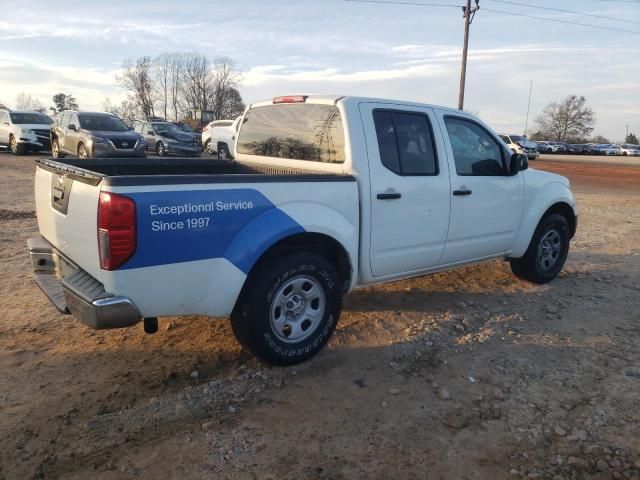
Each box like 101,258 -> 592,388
78,114 -> 128,132
176,123 -> 193,132
153,123 -> 181,135
510,135 -> 526,142
499,135 -> 510,143
10,113 -> 53,125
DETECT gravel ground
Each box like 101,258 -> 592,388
0,152 -> 639,480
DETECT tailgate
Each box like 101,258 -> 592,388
34,162 -> 104,282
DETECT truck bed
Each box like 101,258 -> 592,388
35,158 -> 354,186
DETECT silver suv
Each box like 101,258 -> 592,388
51,111 -> 146,159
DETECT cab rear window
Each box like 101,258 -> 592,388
237,104 -> 345,163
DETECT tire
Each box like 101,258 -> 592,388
510,213 -> 570,284
51,139 -> 65,159
157,141 -> 166,157
230,252 -> 342,366
10,135 -> 26,156
218,142 -> 232,161
204,139 -> 211,154
77,143 -> 90,159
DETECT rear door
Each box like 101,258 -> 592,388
360,102 -> 451,277
437,113 -> 524,264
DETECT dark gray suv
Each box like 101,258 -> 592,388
51,111 -> 146,159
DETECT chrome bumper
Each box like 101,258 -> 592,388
27,236 -> 141,329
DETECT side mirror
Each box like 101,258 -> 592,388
68,124 -> 77,132
509,153 -> 528,175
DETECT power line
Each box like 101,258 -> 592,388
343,0 -> 458,7
344,0 -> 640,34
482,7 -> 640,35
486,0 -> 639,25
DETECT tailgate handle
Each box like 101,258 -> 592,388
50,174 -> 73,214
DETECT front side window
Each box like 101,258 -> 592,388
372,110 -> 438,175
59,113 -> 70,127
444,117 -> 506,176
237,103 -> 345,163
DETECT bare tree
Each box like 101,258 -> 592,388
15,93 -> 47,113
180,52 -> 213,118
117,57 -> 156,119
535,95 -> 595,142
209,56 -> 241,120
217,87 -> 245,119
591,134 -> 610,144
103,97 -> 141,127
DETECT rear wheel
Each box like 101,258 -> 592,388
230,252 -> 342,366
10,135 -> 26,156
204,139 -> 211,154
510,213 -> 570,284
218,142 -> 231,161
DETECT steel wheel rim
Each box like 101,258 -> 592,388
270,275 -> 326,343
158,143 -> 164,155
538,228 -> 562,271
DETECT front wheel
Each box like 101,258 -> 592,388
157,141 -> 166,157
10,135 -> 26,156
203,139 -> 211,154
52,139 -> 64,158
77,143 -> 90,159
510,213 -> 570,284
231,252 -> 343,366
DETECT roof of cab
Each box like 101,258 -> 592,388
249,94 -> 466,116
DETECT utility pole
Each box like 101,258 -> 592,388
524,80 -> 533,136
626,124 -> 629,140
458,0 -> 480,110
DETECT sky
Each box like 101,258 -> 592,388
0,0 -> 638,140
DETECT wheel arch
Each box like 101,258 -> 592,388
511,184 -> 577,258
232,231 -> 353,317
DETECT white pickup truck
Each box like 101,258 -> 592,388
29,95 -> 577,365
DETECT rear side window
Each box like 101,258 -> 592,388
372,110 -> 438,175
237,104 -> 345,163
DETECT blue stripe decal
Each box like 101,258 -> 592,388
121,189 -> 304,272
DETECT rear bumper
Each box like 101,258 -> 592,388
27,236 -> 141,329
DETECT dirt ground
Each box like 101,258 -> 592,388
0,152 -> 639,480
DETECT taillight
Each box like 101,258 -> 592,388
98,192 -> 136,270
273,95 -> 307,104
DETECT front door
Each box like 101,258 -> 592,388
360,103 -> 451,278
438,113 -> 525,264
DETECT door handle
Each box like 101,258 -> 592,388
452,189 -> 472,196
377,192 -> 402,200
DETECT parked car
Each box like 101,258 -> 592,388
621,144 -> 640,156
134,121 -> 202,156
209,117 -> 241,160
51,111 -> 146,159
201,119 -> 234,153
0,109 -> 53,155
499,134 -> 539,160
172,122 -> 203,149
29,94 -> 577,365
566,144 -> 586,155
601,144 -> 623,156
536,141 -> 552,153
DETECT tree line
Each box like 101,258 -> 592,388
104,52 -> 245,125
1,51 -> 246,126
